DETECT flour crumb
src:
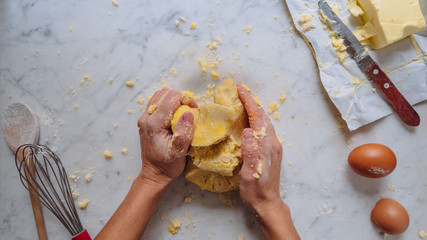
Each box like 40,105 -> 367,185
104,150 -> 113,159
168,219 -> 181,234
419,230 -> 427,239
121,147 -> 128,154
387,184 -> 396,191
85,173 -> 93,183
244,25 -> 252,34
125,81 -> 134,87
78,199 -> 90,209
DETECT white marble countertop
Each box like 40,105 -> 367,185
1,0 -> 426,239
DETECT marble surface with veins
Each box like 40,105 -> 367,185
0,0 -> 426,239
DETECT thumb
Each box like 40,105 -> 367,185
240,128 -> 259,171
170,111 -> 194,158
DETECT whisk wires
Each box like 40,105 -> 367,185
15,144 -> 84,236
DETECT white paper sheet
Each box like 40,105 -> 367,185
286,0 -> 427,130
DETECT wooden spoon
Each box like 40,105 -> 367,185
2,102 -> 48,240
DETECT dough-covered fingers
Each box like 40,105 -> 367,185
145,88 -> 169,111
170,111 -> 194,159
236,82 -> 267,132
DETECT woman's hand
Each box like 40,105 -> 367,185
236,82 -> 300,240
137,88 -> 197,187
236,82 -> 283,210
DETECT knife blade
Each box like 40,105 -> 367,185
318,0 -> 420,126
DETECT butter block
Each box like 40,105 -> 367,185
356,0 -> 426,49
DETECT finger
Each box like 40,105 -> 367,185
170,111 -> 194,159
240,128 -> 261,179
145,88 -> 169,112
236,82 -> 267,132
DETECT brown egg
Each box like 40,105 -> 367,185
348,143 -> 396,178
371,198 -> 410,235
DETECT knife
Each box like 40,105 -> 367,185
318,0 -> 420,126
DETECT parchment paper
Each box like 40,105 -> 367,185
286,0 -> 427,130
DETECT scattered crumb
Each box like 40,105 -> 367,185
386,184 -> 396,191
168,219 -> 181,234
268,102 -> 279,114
83,75 -> 90,80
257,161 -> 262,175
244,25 -> 252,34
128,109 -> 133,114
85,173 -> 93,183
219,192 -> 233,208
279,91 -> 286,103
69,175 -> 79,182
211,70 -> 219,80
175,20 -> 179,27
148,105 -> 157,113
137,95 -> 144,105
179,16 -> 187,22
287,161 -> 293,166
273,112 -> 280,120
419,230 -> 427,239
104,150 -> 113,159
69,27 -> 73,32
125,81 -> 135,87
238,234 -> 245,240
112,0 -> 119,7
190,23 -> 197,29
113,123 -> 118,129
184,194 -> 194,203
252,173 -> 260,179
162,80 -> 168,89
72,192 -> 79,200
121,147 -> 128,154
109,78 -> 113,84
78,199 -> 90,209
380,194 -> 385,198
127,176 -> 131,181
73,104 -> 79,109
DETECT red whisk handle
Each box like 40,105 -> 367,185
72,229 -> 92,240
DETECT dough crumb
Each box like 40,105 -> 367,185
211,70 -> 220,80
244,25 -> 252,34
113,123 -> 118,129
85,173 -> 93,183
168,219 -> 181,234
127,109 -> 133,114
184,194 -> 194,203
69,175 -> 79,182
238,234 -> 245,240
386,184 -> 396,191
253,127 -> 266,139
257,161 -> 263,175
179,16 -> 187,22
419,230 -> 427,238
112,0 -> 119,7
252,173 -> 260,179
174,20 -> 179,27
78,199 -> 90,209
104,150 -> 113,159
148,105 -> 157,113
279,91 -> 286,103
268,102 -> 279,114
121,147 -> 128,154
125,81 -> 134,87
190,23 -> 197,29
273,112 -> 280,120
72,192 -> 79,200
219,192 -> 233,208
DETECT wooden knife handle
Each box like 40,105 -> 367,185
366,62 -> 420,126
21,153 -> 48,240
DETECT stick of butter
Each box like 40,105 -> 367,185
350,0 -> 426,49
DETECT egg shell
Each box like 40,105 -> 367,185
371,198 -> 410,235
347,143 -> 396,178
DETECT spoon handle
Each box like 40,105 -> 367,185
21,153 -> 48,240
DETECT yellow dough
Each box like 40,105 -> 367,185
171,79 -> 248,192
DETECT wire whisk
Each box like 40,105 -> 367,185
15,144 -> 91,240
